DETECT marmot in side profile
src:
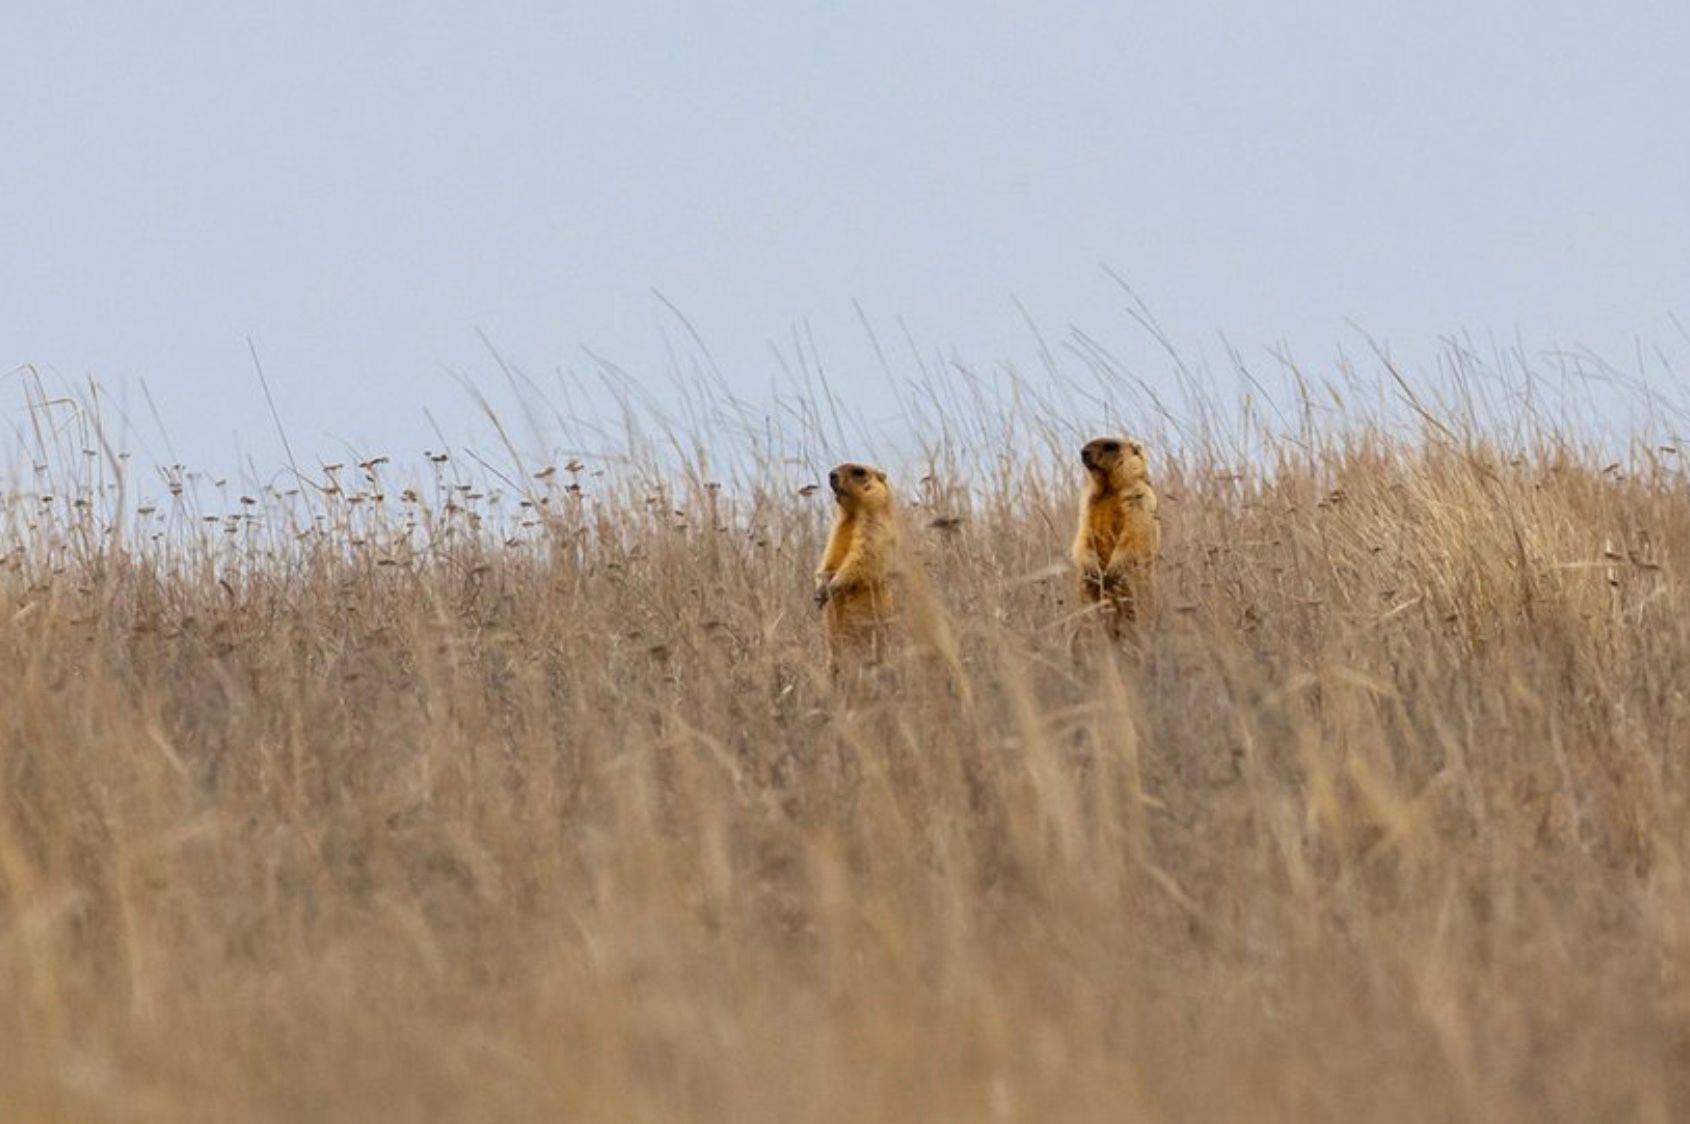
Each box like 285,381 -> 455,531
814,463 -> 899,664
1072,437 -> 1160,637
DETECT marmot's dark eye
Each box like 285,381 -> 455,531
853,467 -> 867,478
1103,441 -> 1120,452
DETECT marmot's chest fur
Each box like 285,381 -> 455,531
1084,482 -> 1158,563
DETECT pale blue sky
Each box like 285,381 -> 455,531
4,1 -> 1688,474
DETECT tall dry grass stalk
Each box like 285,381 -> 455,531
3,368 -> 1690,1122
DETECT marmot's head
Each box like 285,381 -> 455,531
828,463 -> 892,512
1081,437 -> 1149,488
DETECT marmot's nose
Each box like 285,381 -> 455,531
828,470 -> 840,488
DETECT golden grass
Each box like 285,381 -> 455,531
3,374 -> 1690,1122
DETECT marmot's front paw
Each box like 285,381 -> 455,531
813,584 -> 831,608
1103,560 -> 1142,585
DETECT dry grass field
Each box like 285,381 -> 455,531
3,367 -> 1690,1121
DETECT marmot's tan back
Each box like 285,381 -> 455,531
1072,437 -> 1160,636
814,463 -> 899,665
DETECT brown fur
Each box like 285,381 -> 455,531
1072,437 -> 1160,637
815,463 -> 899,666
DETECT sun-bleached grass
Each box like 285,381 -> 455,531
3,368 -> 1690,1122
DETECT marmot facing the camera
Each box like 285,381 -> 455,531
1073,437 -> 1160,636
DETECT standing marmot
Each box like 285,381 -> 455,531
814,463 -> 899,664
1072,437 -> 1160,636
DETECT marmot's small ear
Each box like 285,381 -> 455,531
875,470 -> 887,483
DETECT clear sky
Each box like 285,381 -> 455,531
4,1 -> 1688,475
